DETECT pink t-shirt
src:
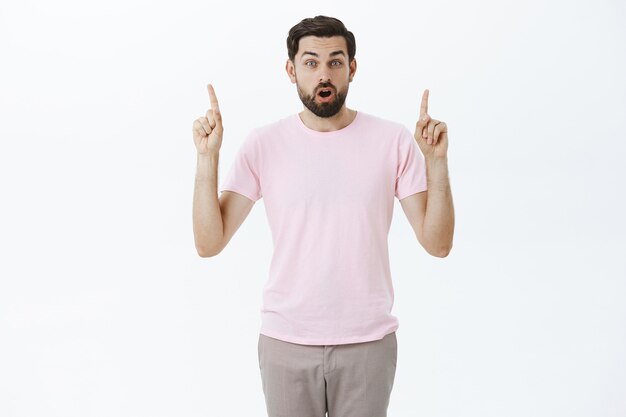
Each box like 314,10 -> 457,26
218,111 -> 428,345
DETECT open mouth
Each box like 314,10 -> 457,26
318,89 -> 333,98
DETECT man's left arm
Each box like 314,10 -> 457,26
400,89 -> 455,258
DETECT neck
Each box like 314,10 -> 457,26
298,106 -> 357,132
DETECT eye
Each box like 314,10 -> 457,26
331,60 -> 343,66
305,61 -> 317,68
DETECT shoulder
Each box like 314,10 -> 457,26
357,111 -> 411,140
245,114 -> 296,143
357,111 -> 401,127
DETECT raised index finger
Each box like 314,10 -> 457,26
207,83 -> 220,110
420,89 -> 429,116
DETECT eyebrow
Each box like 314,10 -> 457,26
301,50 -> 346,59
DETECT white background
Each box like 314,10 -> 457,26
1,0 -> 625,416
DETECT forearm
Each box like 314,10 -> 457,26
423,156 -> 455,257
193,153 -> 224,256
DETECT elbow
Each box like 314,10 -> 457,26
429,244 -> 452,258
420,235 -> 453,258
196,242 -> 222,258
197,248 -> 215,258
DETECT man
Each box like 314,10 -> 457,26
192,15 -> 454,417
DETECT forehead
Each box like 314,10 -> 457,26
297,35 -> 348,57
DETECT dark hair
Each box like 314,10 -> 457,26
286,16 -> 356,63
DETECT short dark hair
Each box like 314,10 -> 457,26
286,16 -> 356,63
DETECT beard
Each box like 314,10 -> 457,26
296,80 -> 348,118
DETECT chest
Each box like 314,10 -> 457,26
261,139 -> 396,206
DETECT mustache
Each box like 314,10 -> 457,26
316,82 -> 336,92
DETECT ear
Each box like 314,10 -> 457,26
349,58 -> 357,82
286,59 -> 296,84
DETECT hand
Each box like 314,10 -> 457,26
192,84 -> 224,155
414,89 -> 448,160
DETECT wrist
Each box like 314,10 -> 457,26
197,152 -> 219,163
425,156 -> 450,185
425,156 -> 448,173
196,152 -> 219,180
425,155 -> 448,165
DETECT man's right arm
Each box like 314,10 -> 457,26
192,84 -> 255,257
192,152 -> 254,257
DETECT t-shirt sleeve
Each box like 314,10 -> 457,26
395,126 -> 428,200
218,130 -> 262,202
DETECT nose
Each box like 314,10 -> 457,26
318,72 -> 330,83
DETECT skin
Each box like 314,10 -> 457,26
401,89 -> 455,257
285,35 -> 357,132
192,36 -> 454,258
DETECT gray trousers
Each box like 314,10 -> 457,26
257,331 -> 397,417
